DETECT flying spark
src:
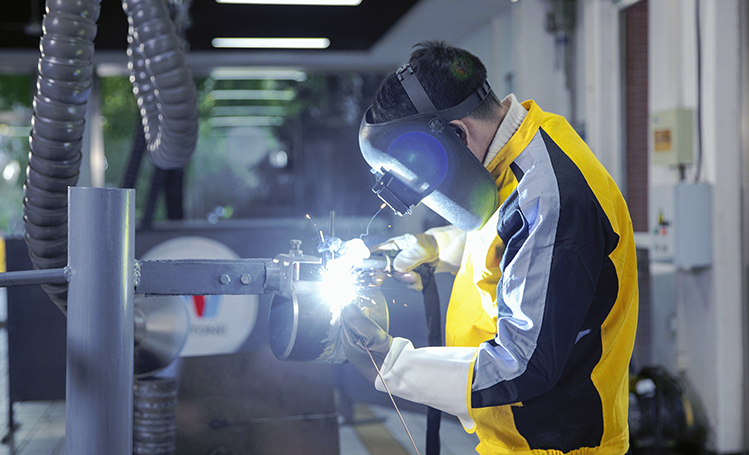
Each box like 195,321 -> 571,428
305,214 -> 326,243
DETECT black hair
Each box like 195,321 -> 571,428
370,40 -> 500,124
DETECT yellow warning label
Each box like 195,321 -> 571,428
654,129 -> 672,152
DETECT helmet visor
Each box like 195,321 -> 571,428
359,109 -> 498,231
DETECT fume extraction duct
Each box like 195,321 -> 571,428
24,0 -> 198,311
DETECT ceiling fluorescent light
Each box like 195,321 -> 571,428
212,37 -> 330,49
216,0 -> 361,5
211,106 -> 289,116
209,116 -> 285,127
211,67 -> 307,81
211,89 -> 296,101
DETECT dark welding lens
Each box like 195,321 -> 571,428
371,170 -> 422,216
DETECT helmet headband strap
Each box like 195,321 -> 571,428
396,63 -> 438,114
396,63 -> 492,121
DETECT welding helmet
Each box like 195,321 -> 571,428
359,64 -> 499,231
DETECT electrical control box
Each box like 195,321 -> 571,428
649,184 -> 674,262
673,182 -> 712,269
649,108 -> 694,166
649,182 -> 712,268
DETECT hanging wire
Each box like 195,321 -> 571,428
694,0 -> 703,182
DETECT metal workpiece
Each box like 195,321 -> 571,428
133,295 -> 189,378
66,187 -> 134,455
135,258 -> 274,295
269,279 -> 388,363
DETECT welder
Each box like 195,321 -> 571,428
341,41 -> 639,454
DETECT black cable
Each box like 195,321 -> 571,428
426,408 -> 442,455
417,264 -> 442,455
121,120 -> 147,189
141,168 -> 166,230
164,168 -> 185,220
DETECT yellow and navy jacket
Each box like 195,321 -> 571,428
375,100 -> 638,454
448,100 -> 639,454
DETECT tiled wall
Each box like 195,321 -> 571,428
624,0 -> 649,233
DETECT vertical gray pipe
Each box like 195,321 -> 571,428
66,187 -> 135,455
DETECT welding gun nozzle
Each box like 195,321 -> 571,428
360,255 -> 392,272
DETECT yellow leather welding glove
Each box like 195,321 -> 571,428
372,225 -> 466,291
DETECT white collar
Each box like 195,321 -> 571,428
483,93 -> 527,167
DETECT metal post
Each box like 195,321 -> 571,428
66,187 -> 134,455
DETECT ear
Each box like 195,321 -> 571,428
448,119 -> 469,146
449,117 -> 492,163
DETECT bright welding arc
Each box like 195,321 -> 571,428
317,238 -> 371,316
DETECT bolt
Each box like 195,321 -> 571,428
240,274 -> 252,285
219,274 -> 231,285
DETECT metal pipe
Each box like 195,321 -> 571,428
65,187 -> 134,455
0,268 -> 68,287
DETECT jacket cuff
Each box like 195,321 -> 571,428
373,337 -> 478,431
425,225 -> 466,274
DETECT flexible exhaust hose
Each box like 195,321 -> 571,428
123,0 -> 198,170
25,0 -> 198,311
25,0 -> 102,311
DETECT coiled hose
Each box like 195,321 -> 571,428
25,0 -> 102,311
24,0 -> 198,311
123,0 -> 198,171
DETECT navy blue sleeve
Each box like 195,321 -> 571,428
470,129 -> 619,408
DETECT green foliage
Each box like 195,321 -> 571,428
98,76 -> 151,219
0,75 -> 32,235
0,75 -> 31,111
99,76 -> 139,170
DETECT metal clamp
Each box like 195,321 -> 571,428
270,239 -> 322,298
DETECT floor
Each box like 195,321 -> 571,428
0,327 -> 65,455
0,400 -> 477,455
340,403 -> 478,455
0,323 -> 479,455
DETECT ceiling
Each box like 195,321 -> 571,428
1,1 -> 418,51
0,0 -> 512,74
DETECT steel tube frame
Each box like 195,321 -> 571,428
65,187 -> 134,455
136,258 -> 273,295
0,268 -> 67,287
